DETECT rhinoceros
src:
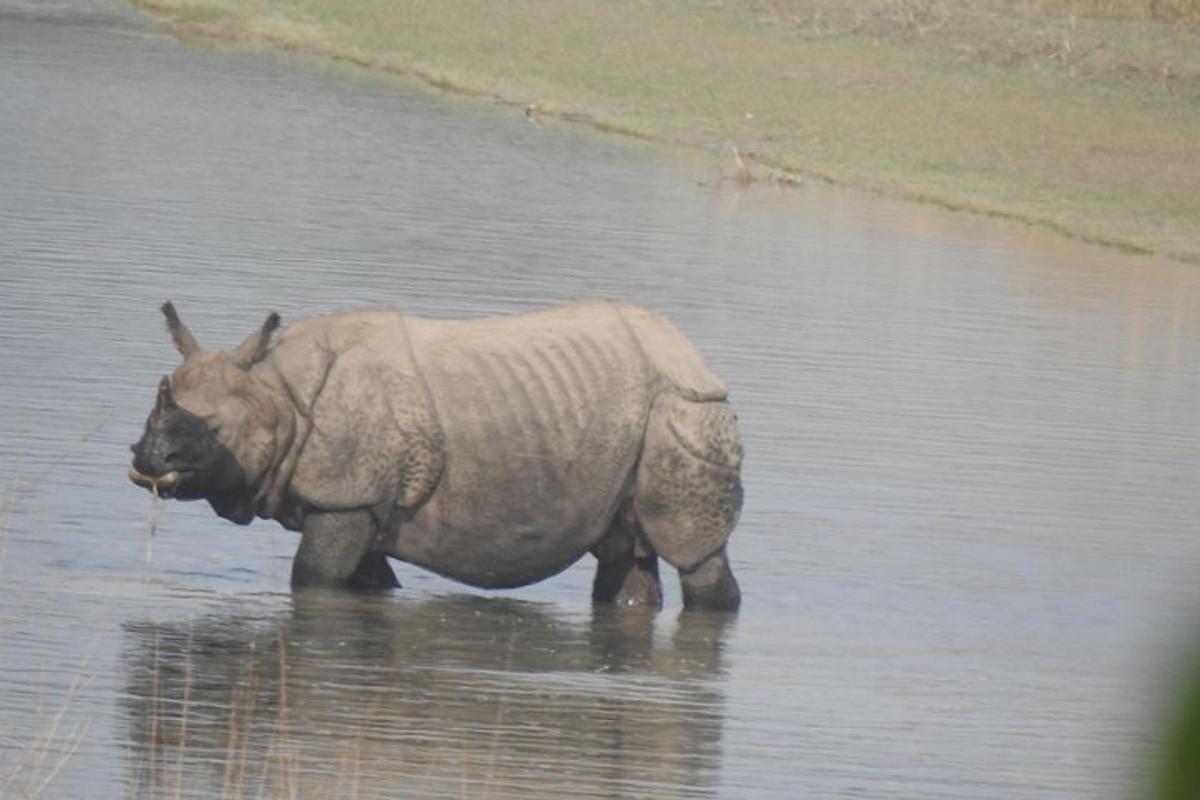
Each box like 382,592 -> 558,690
129,300 -> 743,610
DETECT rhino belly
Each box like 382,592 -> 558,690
394,495 -> 620,589
389,320 -> 651,588
392,432 -> 641,588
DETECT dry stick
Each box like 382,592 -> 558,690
29,691 -> 94,799
459,744 -> 469,800
334,745 -> 347,798
30,721 -> 86,799
23,649 -> 96,798
0,637 -> 100,796
2,417 -> 108,580
10,417 -> 111,508
342,690 -> 382,800
0,480 -> 16,581
348,730 -> 362,800
334,706 -> 359,799
25,418 -> 109,491
276,630 -> 289,800
0,747 -> 20,789
255,633 -> 292,800
237,641 -> 258,799
149,632 -> 161,797
480,627 -> 518,800
173,630 -> 194,800
276,629 -> 298,800
221,683 -> 241,800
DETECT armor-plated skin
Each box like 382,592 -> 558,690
130,300 -> 743,610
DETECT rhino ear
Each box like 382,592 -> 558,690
231,311 -> 281,369
161,301 -> 202,360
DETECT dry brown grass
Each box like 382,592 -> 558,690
0,649 -> 95,799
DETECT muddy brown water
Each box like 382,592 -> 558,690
2,1 -> 1200,797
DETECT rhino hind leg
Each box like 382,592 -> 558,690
633,393 -> 743,611
591,502 -> 663,607
679,546 -> 740,611
292,509 -> 398,591
592,551 -> 662,607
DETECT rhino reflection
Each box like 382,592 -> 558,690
121,596 -> 730,799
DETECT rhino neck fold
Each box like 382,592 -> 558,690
248,361 -> 314,523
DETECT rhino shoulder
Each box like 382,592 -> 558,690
610,303 -> 728,402
259,311 -> 444,513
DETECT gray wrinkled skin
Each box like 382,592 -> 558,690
132,301 -> 743,610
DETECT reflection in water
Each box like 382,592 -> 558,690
121,596 -> 731,799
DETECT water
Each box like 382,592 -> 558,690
2,1 -> 1199,797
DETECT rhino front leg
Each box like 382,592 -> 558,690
292,509 -> 399,591
346,551 -> 401,591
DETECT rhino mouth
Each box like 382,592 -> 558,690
128,467 -> 184,498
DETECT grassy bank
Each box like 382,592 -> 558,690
130,0 -> 1200,262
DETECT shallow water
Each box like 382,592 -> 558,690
2,1 -> 1199,797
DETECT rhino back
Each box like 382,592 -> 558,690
614,304 -> 728,402
395,303 -> 654,588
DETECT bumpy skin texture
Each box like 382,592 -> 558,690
130,301 -> 744,609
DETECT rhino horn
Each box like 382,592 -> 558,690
154,375 -> 177,414
161,301 -> 202,360
231,311 -> 281,369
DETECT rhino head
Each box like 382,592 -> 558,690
129,302 -> 288,524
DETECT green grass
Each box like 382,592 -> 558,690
130,0 -> 1200,261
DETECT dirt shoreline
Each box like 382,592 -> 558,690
130,0 -> 1200,263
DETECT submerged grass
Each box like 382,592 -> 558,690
129,629 -> 387,799
127,0 -> 1200,263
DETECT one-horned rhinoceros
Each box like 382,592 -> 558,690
129,300 -> 744,610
